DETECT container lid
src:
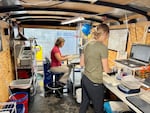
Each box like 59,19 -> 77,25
9,78 -> 32,89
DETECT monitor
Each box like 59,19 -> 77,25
130,44 -> 150,63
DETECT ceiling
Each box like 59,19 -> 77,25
0,0 -> 150,28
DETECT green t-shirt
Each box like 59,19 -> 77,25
83,41 -> 108,84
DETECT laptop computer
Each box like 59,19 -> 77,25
126,95 -> 150,113
115,44 -> 150,68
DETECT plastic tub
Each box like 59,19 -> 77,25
9,92 -> 28,113
9,78 -> 31,89
104,101 -> 131,113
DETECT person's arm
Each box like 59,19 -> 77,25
80,53 -> 84,67
55,53 -> 68,61
102,58 -> 111,73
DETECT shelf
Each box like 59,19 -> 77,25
16,66 -> 32,69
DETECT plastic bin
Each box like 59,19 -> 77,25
16,104 -> 25,113
9,92 -> 28,113
17,69 -> 32,79
104,101 -> 131,113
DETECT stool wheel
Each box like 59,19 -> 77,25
46,83 -> 63,98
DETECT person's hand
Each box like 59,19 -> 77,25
63,55 -> 68,57
66,55 -> 73,60
107,67 -> 118,76
64,55 -> 70,60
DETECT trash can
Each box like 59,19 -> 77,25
9,92 -> 28,113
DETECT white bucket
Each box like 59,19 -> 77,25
76,88 -> 82,103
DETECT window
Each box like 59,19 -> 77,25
13,27 -> 19,38
24,28 -> 79,58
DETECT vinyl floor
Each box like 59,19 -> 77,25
28,77 -> 93,113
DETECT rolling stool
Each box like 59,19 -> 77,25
46,71 -> 64,98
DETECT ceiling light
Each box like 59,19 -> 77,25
81,0 -> 97,3
61,16 -> 85,25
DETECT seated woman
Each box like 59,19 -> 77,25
50,37 -> 72,87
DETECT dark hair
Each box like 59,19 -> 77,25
55,37 -> 65,47
97,23 -> 109,34
93,23 -> 109,39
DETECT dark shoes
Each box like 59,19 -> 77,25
55,94 -> 63,98
56,81 -> 66,87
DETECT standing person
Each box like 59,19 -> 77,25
50,37 -> 71,87
79,24 -> 111,113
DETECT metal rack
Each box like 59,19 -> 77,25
12,38 -> 38,96
0,102 -> 17,113
13,40 -> 33,79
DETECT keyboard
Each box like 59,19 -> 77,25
115,59 -> 145,68
68,54 -> 79,60
126,95 -> 150,113
70,58 -> 80,64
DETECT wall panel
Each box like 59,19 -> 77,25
0,21 -> 14,102
109,21 -> 150,68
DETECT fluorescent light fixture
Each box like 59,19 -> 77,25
80,0 -> 97,3
61,16 -> 85,25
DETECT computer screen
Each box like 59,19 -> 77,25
130,44 -> 150,63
